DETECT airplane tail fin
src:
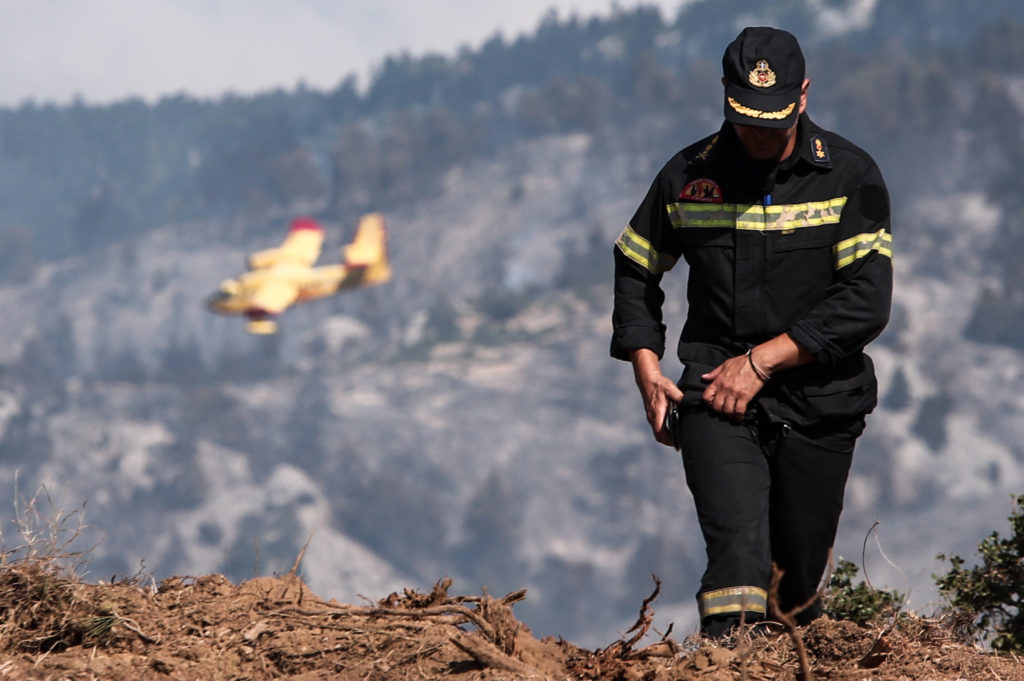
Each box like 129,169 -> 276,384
343,213 -> 391,285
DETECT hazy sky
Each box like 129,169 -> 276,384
0,0 -> 685,108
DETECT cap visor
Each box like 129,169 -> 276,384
724,85 -> 799,129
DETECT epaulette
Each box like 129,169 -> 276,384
808,134 -> 831,164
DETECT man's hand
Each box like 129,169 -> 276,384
700,354 -> 764,421
700,333 -> 814,421
630,348 -> 684,446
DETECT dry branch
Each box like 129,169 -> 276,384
593,574 -> 680,665
768,563 -> 816,681
450,631 -> 547,678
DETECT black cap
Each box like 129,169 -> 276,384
722,27 -> 804,129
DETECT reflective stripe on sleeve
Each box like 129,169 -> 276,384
667,197 -> 847,232
833,229 -> 893,270
697,586 -> 768,619
615,225 -> 678,274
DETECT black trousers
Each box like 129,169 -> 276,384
674,403 -> 863,636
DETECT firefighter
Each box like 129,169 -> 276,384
611,26 -> 892,637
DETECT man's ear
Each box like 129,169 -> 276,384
798,78 -> 810,114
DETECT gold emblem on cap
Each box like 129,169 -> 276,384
748,59 -> 777,88
727,97 -> 794,120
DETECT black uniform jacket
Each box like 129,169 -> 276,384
611,114 -> 893,427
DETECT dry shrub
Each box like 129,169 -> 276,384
0,485 -> 108,653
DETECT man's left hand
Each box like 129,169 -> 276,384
700,354 -> 764,421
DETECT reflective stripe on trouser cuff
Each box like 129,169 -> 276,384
698,586 -> 768,619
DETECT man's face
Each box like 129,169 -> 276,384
725,77 -> 809,162
732,120 -> 799,162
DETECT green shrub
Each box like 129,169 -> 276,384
935,494 -> 1024,652
824,558 -> 904,626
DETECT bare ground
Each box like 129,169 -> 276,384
0,563 -> 1021,681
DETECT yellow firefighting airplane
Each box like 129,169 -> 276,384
206,213 -> 391,334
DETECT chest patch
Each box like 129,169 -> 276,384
680,179 -> 723,203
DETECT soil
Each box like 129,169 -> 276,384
0,566 -> 1021,681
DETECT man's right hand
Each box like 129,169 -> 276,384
630,348 -> 684,447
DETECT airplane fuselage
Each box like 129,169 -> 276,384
207,263 -> 351,315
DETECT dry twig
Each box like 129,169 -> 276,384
593,575 -> 678,664
768,563 -> 817,681
450,631 -> 547,678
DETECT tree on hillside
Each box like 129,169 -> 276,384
936,494 -> 1024,652
263,148 -> 326,208
0,226 -> 36,284
331,123 -> 381,209
71,183 -> 139,252
455,471 -> 525,593
195,99 -> 301,212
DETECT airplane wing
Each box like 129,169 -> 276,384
247,217 -> 325,270
246,277 -> 302,316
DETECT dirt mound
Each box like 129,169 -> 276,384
0,563 -> 1020,681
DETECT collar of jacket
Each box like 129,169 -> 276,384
692,113 -> 835,173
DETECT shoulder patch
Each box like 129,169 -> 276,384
680,179 -> 723,203
810,135 -> 831,163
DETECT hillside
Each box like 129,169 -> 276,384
2,564 -> 1022,681
1,0 -> 1024,648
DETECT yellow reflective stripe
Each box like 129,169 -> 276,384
834,229 -> 893,269
698,586 -> 768,618
615,225 -> 677,274
738,205 -> 769,231
764,198 -> 847,230
667,197 -> 847,232
667,203 -> 740,229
